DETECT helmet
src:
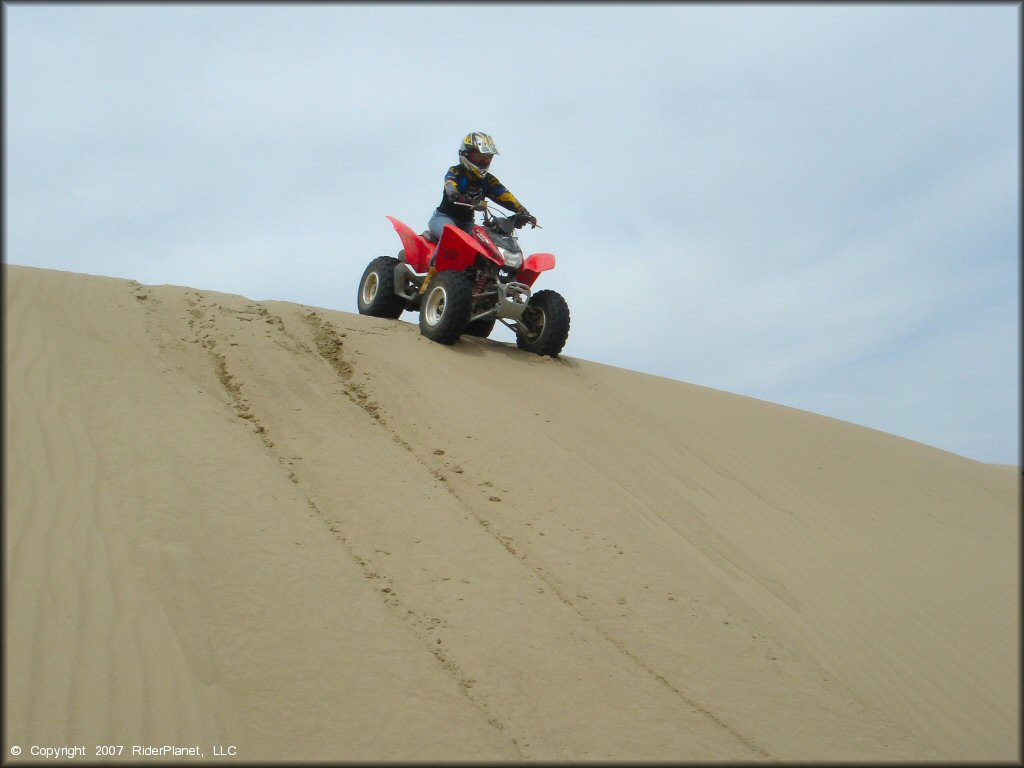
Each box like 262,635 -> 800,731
458,132 -> 499,180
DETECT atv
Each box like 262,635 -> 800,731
357,201 -> 570,357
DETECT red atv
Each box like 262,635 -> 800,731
357,201 -> 570,357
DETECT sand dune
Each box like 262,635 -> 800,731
4,264 -> 1018,762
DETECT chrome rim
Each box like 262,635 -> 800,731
361,272 -> 380,305
423,284 -> 448,327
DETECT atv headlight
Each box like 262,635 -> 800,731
498,246 -> 523,270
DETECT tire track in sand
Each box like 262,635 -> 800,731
295,310 -> 520,750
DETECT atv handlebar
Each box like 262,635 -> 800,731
454,199 -> 540,229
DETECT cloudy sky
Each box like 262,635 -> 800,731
5,3 -> 1019,465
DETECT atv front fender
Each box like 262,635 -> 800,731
518,252 -> 556,287
434,225 -> 494,272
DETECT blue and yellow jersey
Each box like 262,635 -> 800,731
436,165 -> 526,223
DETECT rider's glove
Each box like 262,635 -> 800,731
515,210 -> 538,229
454,189 -> 485,208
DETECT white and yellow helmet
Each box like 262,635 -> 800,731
458,132 -> 499,179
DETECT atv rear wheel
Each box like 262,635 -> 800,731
357,256 -> 406,318
516,289 -> 570,357
419,271 -> 473,345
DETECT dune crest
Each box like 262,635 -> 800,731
4,265 -> 1018,761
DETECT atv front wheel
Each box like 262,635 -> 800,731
419,271 -> 473,345
357,256 -> 406,318
516,289 -> 570,357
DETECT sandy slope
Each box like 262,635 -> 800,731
4,264 -> 1019,762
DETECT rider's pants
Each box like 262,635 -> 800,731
427,211 -> 474,241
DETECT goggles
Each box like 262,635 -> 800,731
467,149 -> 494,167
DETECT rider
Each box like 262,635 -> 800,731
426,132 -> 538,242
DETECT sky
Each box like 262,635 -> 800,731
4,3 -> 1019,465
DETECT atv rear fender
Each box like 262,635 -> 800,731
517,252 -> 556,287
386,216 -> 434,273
